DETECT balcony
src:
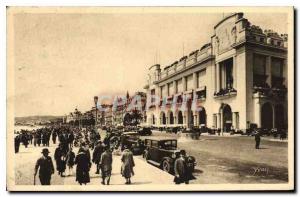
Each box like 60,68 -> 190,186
271,76 -> 285,88
214,87 -> 237,99
195,86 -> 206,101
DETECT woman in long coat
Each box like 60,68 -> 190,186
121,147 -> 135,184
75,148 -> 91,185
54,144 -> 66,177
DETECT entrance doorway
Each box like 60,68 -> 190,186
198,107 -> 207,126
223,105 -> 232,132
261,102 -> 273,129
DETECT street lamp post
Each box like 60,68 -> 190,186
94,96 -> 98,128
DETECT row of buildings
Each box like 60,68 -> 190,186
144,12 -> 288,133
65,13 -> 288,134
64,92 -> 147,127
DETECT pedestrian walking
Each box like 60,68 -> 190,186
92,140 -> 104,174
37,132 -> 42,147
100,146 -> 112,185
34,148 -> 54,185
174,150 -> 189,184
33,132 -> 37,147
14,135 -> 21,153
255,131 -> 261,149
121,146 -> 135,184
65,147 -> 75,176
52,131 -> 57,144
75,148 -> 91,185
54,144 -> 66,177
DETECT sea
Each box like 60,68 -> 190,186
14,125 -> 44,132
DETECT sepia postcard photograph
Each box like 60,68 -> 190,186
6,6 -> 294,191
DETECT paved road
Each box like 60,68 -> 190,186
141,130 -> 289,184
15,142 -> 173,186
15,130 -> 289,186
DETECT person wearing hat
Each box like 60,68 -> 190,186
254,130 -> 261,149
92,140 -> 104,174
174,150 -> 189,184
121,145 -> 135,184
75,148 -> 91,185
34,148 -> 54,185
54,143 -> 67,177
100,145 -> 113,185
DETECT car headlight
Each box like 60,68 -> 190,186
171,153 -> 176,159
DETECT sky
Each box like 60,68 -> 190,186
12,9 -> 288,117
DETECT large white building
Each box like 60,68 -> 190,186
144,13 -> 288,133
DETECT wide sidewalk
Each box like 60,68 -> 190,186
14,142 -> 173,186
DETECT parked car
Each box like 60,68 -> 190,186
120,132 -> 145,155
137,127 -> 152,136
143,139 -> 196,174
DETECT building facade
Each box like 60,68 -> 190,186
144,13 -> 288,133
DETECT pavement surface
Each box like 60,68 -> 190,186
14,129 -> 289,186
15,141 -> 173,186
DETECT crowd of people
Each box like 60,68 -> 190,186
15,124 -> 136,186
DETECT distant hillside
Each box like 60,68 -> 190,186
15,116 -> 63,124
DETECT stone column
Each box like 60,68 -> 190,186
254,100 -> 261,128
232,112 -> 236,130
266,56 -> 272,86
272,105 -> 275,128
220,112 -> 223,136
182,76 -> 187,92
222,64 -> 226,89
193,72 -> 198,90
233,55 -> 237,89
173,81 -> 177,94
193,114 -> 197,126
216,63 -> 220,92
217,113 -> 221,129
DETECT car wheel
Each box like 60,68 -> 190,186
162,160 -> 171,173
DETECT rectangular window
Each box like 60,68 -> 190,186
271,57 -> 284,87
253,54 -> 266,75
253,54 -> 267,87
160,85 -> 167,98
186,74 -> 193,90
197,69 -> 206,88
219,58 -> 233,89
168,83 -> 174,96
177,79 -> 183,93
271,57 -> 283,77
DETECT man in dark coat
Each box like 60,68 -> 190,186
92,141 -> 104,174
14,135 -> 21,153
52,130 -> 57,144
255,131 -> 261,149
68,132 -> 75,148
37,132 -> 42,146
34,148 -> 54,185
75,148 -> 91,185
54,144 -> 66,177
21,132 -> 29,148
174,150 -> 189,184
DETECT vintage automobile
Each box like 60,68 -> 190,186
120,132 -> 145,155
143,139 -> 196,174
137,127 -> 152,136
